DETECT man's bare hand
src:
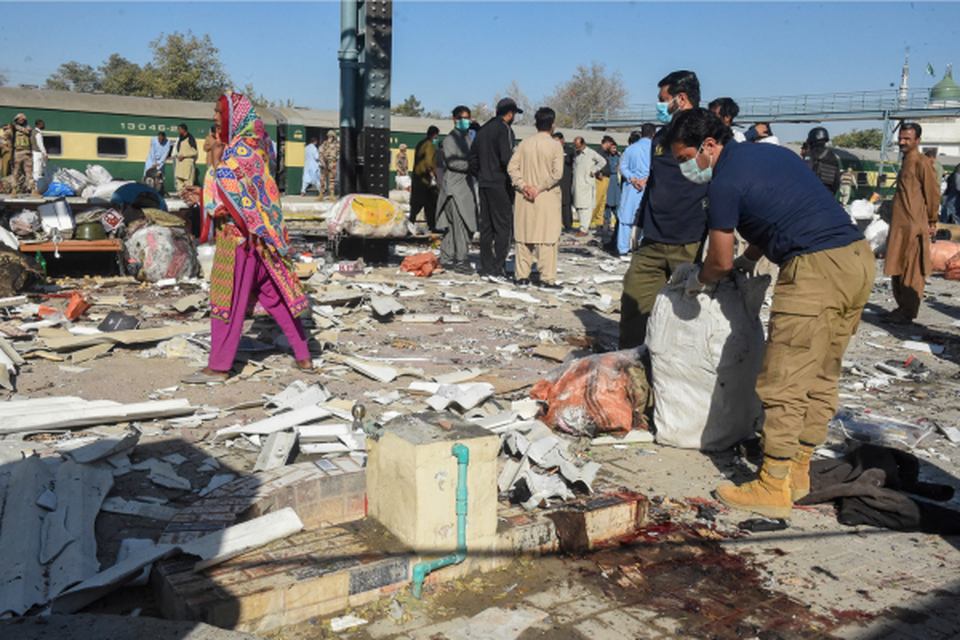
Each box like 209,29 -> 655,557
522,185 -> 539,202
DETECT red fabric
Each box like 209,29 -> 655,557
399,252 -> 442,277
218,95 -> 230,144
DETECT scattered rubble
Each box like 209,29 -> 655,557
1,220 -> 959,637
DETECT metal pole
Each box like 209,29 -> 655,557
339,0 -> 360,196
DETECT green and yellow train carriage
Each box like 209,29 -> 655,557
0,86 -> 240,194
1,86 -> 611,196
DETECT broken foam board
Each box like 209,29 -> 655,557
65,433 -> 140,465
52,508 -> 304,614
38,322 -> 209,352
253,431 -> 298,472
100,497 -> 179,522
369,295 -> 405,317
3,399 -> 195,435
343,357 -> 398,383
215,404 -> 334,440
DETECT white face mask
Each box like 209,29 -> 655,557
679,142 -> 714,184
656,96 -> 678,124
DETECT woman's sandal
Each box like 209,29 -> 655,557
296,359 -> 318,374
181,369 -> 230,384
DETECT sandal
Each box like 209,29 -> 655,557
181,369 -> 229,384
296,359 -> 318,373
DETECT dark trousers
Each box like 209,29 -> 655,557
410,180 -> 438,230
478,185 -> 514,277
561,200 -> 573,230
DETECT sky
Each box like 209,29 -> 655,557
1,1 -> 958,142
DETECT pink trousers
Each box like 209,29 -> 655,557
208,243 -> 310,371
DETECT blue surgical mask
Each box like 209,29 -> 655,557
680,143 -> 714,184
656,96 -> 678,124
455,119 -> 470,131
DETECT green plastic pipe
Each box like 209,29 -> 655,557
412,443 -> 469,599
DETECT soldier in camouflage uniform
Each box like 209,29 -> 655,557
0,124 -> 11,178
319,130 -> 339,201
9,114 -> 36,196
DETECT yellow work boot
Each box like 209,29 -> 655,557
790,444 -> 815,502
716,457 -> 792,518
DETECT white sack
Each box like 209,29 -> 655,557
848,199 -> 879,221
864,218 -> 889,255
125,225 -> 200,282
53,168 -> 92,194
85,164 -> 114,186
327,194 -> 408,238
86,180 -> 131,200
646,267 -> 769,451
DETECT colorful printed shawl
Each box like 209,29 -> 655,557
205,92 -> 308,323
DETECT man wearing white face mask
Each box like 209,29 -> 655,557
437,106 -> 479,274
663,108 -> 874,519
619,70 -> 709,349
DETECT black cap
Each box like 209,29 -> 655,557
496,97 -> 523,116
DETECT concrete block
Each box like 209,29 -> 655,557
367,412 -> 500,553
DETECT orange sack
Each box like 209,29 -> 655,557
530,348 -> 650,438
930,241 -> 960,272
399,252 -> 442,277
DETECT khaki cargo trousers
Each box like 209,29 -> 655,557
759,239 -> 875,460
619,239 -> 701,349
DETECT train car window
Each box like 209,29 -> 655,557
856,172 -> 868,186
97,137 -> 127,158
43,134 -> 62,156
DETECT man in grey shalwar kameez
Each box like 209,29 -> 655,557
437,106 -> 478,275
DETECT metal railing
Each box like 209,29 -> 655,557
582,88 -> 958,129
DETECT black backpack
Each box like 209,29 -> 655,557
810,147 -> 841,193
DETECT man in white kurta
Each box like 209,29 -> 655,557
32,120 -> 47,192
572,137 -> 606,236
301,138 -> 322,196
507,107 -> 564,289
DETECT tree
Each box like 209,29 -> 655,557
45,61 -> 102,93
544,62 -> 628,128
99,54 -> 148,97
0,69 -> 7,87
144,31 -> 231,101
493,80 -> 533,126
470,101 -> 493,123
832,128 -> 883,150
241,83 -> 293,109
392,94 -> 424,117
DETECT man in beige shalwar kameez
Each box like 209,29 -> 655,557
883,123 -> 941,324
507,107 -> 564,290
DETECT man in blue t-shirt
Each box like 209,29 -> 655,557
662,108 -> 876,519
619,71 -> 709,349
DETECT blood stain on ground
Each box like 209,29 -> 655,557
571,521 -> 874,639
